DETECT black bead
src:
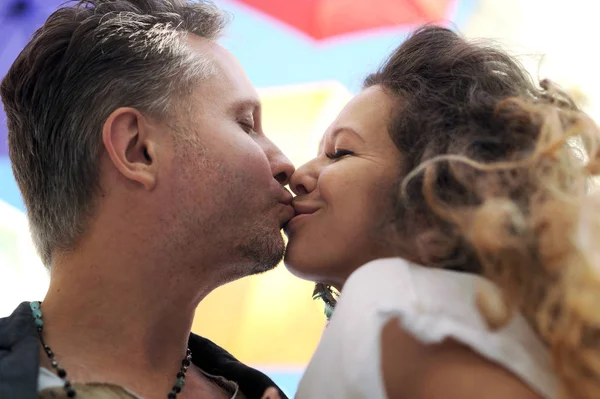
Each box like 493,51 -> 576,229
57,368 -> 67,378
168,392 -> 176,399
182,359 -> 190,367
66,387 -> 76,397
177,371 -> 185,378
64,381 -> 71,388
46,349 -> 54,357
173,385 -> 181,393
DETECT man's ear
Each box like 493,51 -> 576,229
102,107 -> 159,190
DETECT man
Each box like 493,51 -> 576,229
0,1 -> 294,398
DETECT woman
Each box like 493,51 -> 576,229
283,26 -> 600,398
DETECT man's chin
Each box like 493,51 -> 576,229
222,255 -> 282,286
248,260 -> 280,276
249,245 -> 285,275
237,233 -> 285,276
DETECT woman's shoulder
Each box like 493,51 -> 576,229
298,258 -> 557,398
297,259 -> 485,398
328,257 -> 557,399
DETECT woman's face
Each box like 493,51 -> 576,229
284,86 -> 404,289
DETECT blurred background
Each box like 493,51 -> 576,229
1,0 -> 599,396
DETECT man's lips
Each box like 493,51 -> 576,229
277,188 -> 295,226
279,203 -> 296,225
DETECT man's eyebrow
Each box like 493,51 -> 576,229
230,98 -> 261,114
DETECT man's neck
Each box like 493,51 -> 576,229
38,243 -> 214,397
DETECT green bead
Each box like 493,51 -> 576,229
34,318 -> 44,328
175,377 -> 185,389
30,301 -> 40,310
31,309 -> 42,319
324,303 -> 334,320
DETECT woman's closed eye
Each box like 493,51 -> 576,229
326,149 -> 354,160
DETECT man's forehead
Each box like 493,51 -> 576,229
184,35 -> 260,111
185,35 -> 243,80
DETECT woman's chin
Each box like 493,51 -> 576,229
283,257 -> 319,281
283,257 -> 324,282
283,257 -> 343,290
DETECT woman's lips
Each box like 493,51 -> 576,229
285,210 -> 318,232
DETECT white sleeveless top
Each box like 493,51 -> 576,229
296,258 -> 558,398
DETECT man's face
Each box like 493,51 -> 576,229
158,37 -> 295,282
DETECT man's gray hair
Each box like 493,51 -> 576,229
0,0 -> 229,266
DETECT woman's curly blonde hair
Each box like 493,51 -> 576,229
364,26 -> 600,398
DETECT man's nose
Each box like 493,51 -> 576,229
264,139 -> 295,185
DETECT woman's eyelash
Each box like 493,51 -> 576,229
326,149 -> 354,159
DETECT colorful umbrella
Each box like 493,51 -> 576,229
0,0 -> 65,156
229,0 -> 456,40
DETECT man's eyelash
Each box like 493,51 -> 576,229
239,121 -> 255,134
